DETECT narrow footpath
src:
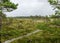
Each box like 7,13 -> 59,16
3,29 -> 42,43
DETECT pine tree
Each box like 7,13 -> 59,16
0,0 -> 18,29
48,0 -> 60,26
48,0 -> 60,16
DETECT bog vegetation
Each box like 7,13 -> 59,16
0,0 -> 60,43
0,15 -> 60,43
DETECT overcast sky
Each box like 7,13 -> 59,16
5,0 -> 55,17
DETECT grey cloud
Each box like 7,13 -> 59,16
5,0 -> 55,17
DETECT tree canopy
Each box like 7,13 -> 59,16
48,0 -> 60,15
48,0 -> 60,9
0,0 -> 18,12
0,0 -> 18,17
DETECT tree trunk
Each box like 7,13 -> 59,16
0,16 -> 2,29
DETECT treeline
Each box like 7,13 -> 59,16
7,14 -> 60,19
